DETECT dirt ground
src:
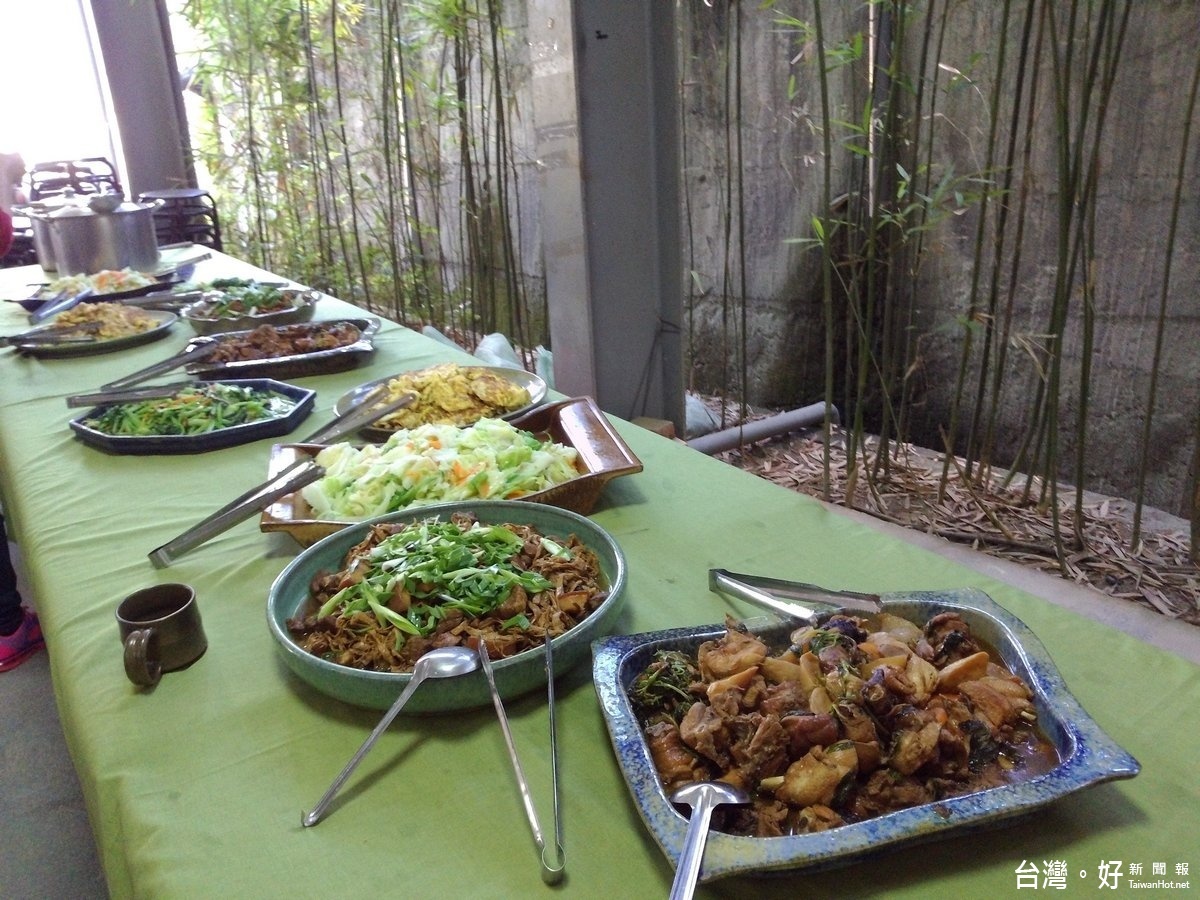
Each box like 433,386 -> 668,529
696,409 -> 1200,627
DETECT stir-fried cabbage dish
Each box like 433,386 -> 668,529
300,417 -> 579,520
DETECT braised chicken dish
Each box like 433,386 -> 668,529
631,611 -> 1057,837
286,512 -> 608,671
207,321 -> 360,363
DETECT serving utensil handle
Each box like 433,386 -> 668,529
101,341 -> 219,392
668,796 -> 719,900
300,388 -> 418,444
300,675 -> 425,828
540,638 -> 565,884
28,288 -> 92,324
148,460 -> 324,567
708,568 -> 882,620
65,380 -> 200,409
477,642 -> 548,860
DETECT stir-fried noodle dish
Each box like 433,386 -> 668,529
631,612 -> 1058,837
287,512 -> 608,669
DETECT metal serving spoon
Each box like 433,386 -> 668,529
667,781 -> 749,900
301,646 -> 481,827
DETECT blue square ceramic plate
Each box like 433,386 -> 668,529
591,588 -> 1140,883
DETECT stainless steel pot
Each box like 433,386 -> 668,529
14,199 -> 68,270
41,198 -> 163,275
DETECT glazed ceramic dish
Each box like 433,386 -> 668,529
266,499 -> 627,712
591,588 -> 1140,882
259,395 -> 643,546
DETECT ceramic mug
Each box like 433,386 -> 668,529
115,583 -> 207,687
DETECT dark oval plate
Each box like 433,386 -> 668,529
68,378 -> 316,455
17,272 -> 186,312
12,310 -> 178,358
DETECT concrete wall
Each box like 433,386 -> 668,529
680,2 -> 1200,518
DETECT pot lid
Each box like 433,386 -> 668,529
47,199 -> 157,218
48,203 -> 91,218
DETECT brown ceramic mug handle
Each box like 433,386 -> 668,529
123,628 -> 163,687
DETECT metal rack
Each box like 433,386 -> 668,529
136,187 -> 223,252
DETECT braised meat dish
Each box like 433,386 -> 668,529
631,612 -> 1057,837
287,512 -> 608,670
207,321 -> 360,363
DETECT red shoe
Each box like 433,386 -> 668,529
0,608 -> 45,672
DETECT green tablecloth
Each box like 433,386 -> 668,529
2,253 -> 1197,899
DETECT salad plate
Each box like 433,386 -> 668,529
260,395 -> 643,546
17,271 -> 185,312
69,378 -> 316,455
181,284 -> 320,335
592,590 -> 1141,882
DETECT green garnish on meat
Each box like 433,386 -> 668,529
316,519 -> 554,637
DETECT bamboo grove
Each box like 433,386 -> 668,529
177,1 -> 1200,568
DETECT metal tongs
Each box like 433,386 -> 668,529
148,458 -> 325,567
708,568 -> 882,623
65,380 -> 201,409
477,641 -> 565,884
100,340 -> 221,392
28,287 -> 94,324
299,386 -> 419,445
119,290 -> 205,312
1,321 -> 104,348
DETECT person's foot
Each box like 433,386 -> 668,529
0,607 -> 45,672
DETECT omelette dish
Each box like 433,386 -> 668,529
368,363 -> 531,430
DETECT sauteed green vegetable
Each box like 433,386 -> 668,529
82,383 -> 298,436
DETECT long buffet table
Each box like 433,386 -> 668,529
1,251 -> 1197,899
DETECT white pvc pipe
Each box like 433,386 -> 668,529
685,402 -> 838,455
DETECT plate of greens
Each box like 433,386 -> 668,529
69,378 -> 316,454
180,279 -> 319,335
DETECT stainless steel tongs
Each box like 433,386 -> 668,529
708,568 -> 882,623
477,641 -> 565,884
64,380 -> 202,408
299,386 -> 419,445
100,340 -> 220,392
0,322 -> 104,348
148,458 -> 325,567
28,287 -> 94,323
